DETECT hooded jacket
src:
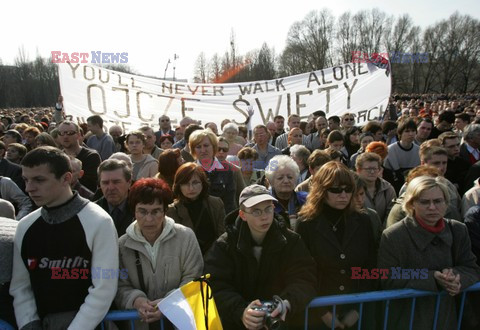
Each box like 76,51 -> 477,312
115,217 -> 203,313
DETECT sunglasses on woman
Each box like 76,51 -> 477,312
327,186 -> 354,194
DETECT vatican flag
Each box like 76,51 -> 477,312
158,275 -> 223,330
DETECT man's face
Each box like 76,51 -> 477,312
254,128 -> 269,145
417,121 -> 433,140
216,141 -> 229,161
159,116 -> 171,130
454,118 -> 468,131
99,169 -> 131,206
239,200 -> 274,238
288,117 -> 300,129
357,161 -> 381,183
127,135 -> 144,155
180,118 -> 194,130
266,123 -> 276,136
315,117 -> 327,132
58,123 -> 79,149
425,154 -> 448,176
87,121 -> 101,135
274,118 -> 284,132
328,119 -> 340,130
142,129 -> 156,149
23,164 -> 71,207
443,137 -> 460,159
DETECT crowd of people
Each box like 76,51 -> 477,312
1,93 -> 480,329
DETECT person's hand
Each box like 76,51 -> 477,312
321,311 -> 344,329
133,297 -> 157,323
247,106 -> 254,118
269,299 -> 290,321
144,299 -> 163,323
242,300 -> 265,330
341,309 -> 359,328
434,269 -> 462,296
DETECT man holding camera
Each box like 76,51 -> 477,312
204,185 -> 317,329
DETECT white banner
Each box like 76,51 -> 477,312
58,62 -> 391,133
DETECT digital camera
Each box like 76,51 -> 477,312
251,298 -> 287,330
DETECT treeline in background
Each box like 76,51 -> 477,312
1,8 -> 479,108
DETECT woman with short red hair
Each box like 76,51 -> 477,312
116,178 -> 203,328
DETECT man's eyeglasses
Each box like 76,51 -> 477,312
218,147 -> 229,152
360,167 -> 380,173
344,118 -> 355,121
244,205 -> 274,217
327,186 -> 354,194
136,208 -> 164,217
160,119 -> 170,122
58,131 -> 77,136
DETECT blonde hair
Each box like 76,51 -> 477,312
402,176 -> 450,217
188,129 -> 218,158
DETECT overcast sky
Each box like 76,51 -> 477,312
2,0 -> 478,81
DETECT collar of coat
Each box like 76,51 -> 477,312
234,217 -> 287,256
403,216 -> 453,251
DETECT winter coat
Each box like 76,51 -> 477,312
204,217 -> 317,329
166,196 -> 226,249
378,216 -> 480,330
115,217 -> 203,329
363,177 -> 396,225
132,154 -> 158,181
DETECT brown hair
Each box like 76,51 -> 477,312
355,152 -> 382,169
299,162 -> 357,220
172,163 -> 210,202
156,149 -> 182,187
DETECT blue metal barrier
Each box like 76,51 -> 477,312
0,320 -> 14,330
101,310 -> 165,330
304,282 -> 480,330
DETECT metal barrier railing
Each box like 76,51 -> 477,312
2,282 -> 479,330
304,282 -> 480,330
101,310 -> 165,330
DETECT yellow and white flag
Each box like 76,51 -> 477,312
158,275 -> 223,330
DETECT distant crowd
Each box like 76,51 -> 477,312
1,92 -> 480,329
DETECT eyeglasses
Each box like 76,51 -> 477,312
416,198 -> 445,207
244,205 -> 274,217
136,208 -> 164,217
58,130 -> 77,136
181,181 -> 202,189
218,147 -> 229,152
327,186 -> 354,194
344,118 -> 355,121
160,119 -> 170,122
360,167 -> 380,173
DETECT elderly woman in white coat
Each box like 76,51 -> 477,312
115,178 -> 203,329
378,176 -> 480,330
